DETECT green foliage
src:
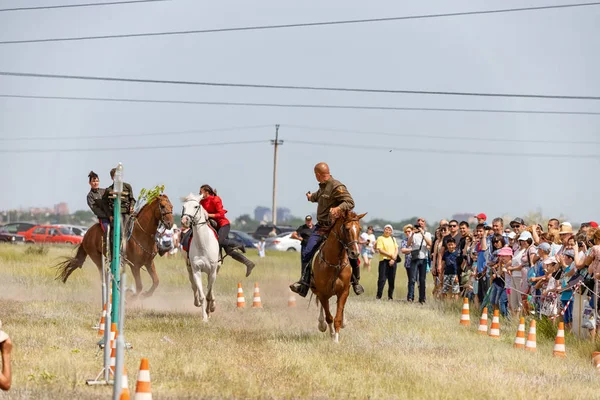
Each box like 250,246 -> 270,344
25,245 -> 49,256
137,184 -> 165,205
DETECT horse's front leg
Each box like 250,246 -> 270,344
185,258 -> 201,307
318,295 -> 334,338
130,264 -> 143,299
318,303 -> 327,332
191,257 -> 208,322
141,260 -> 159,298
206,264 -> 217,315
333,282 -> 351,344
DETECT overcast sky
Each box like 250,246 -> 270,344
1,0 -> 599,224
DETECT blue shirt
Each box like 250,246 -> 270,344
401,238 -> 412,268
443,250 -> 460,275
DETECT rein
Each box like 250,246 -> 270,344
128,197 -> 172,258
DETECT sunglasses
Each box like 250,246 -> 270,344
511,224 -> 521,228
449,224 -> 457,228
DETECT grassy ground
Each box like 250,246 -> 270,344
1,243 -> 599,399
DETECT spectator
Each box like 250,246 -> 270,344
256,237 -> 266,258
374,225 -> 399,300
491,218 -> 505,239
268,227 -> 277,238
0,320 -> 11,391
510,218 -> 527,235
475,213 -> 487,225
490,246 -> 512,318
474,224 -> 489,307
557,249 -> 577,330
548,218 -> 560,231
448,220 -> 462,244
457,221 -> 470,275
291,216 -> 315,269
441,238 -> 460,300
433,224 -> 450,297
508,233 -> 537,313
358,226 -> 376,272
400,224 -> 414,283
407,219 -> 433,304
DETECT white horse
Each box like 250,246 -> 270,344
181,193 -> 221,322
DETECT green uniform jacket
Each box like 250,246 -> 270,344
308,177 -> 355,226
87,188 -> 109,219
101,182 -> 136,216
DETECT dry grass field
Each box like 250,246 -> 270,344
1,243 -> 599,399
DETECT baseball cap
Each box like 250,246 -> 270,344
537,242 -> 551,254
507,232 -> 517,240
305,215 -> 312,220
544,256 -> 557,265
498,247 -> 513,257
0,320 -> 9,343
589,221 -> 599,228
475,213 -> 487,220
510,217 -> 525,227
518,231 -> 533,241
564,249 -> 575,258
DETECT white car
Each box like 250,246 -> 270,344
265,232 -> 301,252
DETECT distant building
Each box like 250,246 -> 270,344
254,206 -> 271,223
54,202 -> 69,216
276,207 -> 292,223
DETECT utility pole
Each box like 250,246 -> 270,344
271,124 -> 283,225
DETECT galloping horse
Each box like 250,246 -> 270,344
55,194 -> 174,298
313,210 -> 366,343
180,193 -> 220,322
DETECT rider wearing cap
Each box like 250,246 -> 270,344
289,162 -> 364,298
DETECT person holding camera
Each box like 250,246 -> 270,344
359,226 -> 376,272
374,225 -> 399,300
407,220 -> 433,304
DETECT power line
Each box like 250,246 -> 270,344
0,2 -> 598,44
0,124 -> 271,141
2,93 -> 599,115
0,0 -> 168,12
0,139 -> 269,153
1,72 -> 599,101
283,125 -> 600,145
284,140 -> 599,159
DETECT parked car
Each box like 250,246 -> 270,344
252,224 -> 297,240
56,224 -> 89,237
0,227 -> 25,244
265,232 -> 301,252
0,222 -> 36,235
20,225 -> 83,245
228,230 -> 258,249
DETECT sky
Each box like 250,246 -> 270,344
0,0 -> 599,224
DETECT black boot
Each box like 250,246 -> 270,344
350,258 -> 364,295
230,251 -> 256,277
290,262 -> 311,298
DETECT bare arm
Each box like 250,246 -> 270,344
0,338 -> 12,391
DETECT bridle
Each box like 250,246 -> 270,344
128,196 -> 173,259
319,217 -> 360,270
181,198 -> 208,228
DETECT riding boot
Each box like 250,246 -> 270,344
229,250 -> 256,277
290,262 -> 311,298
350,258 -> 364,295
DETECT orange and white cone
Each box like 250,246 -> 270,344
552,322 -> 566,357
478,307 -> 488,335
459,298 -> 470,326
252,282 -> 262,308
514,317 -> 526,349
236,283 -> 245,308
525,320 -> 537,352
592,352 -> 600,369
134,358 -> 152,400
109,322 -> 117,349
288,288 -> 296,307
489,309 -> 500,338
98,304 -> 107,337
109,326 -> 118,376
119,367 -> 130,400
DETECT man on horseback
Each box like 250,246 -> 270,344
199,184 -> 256,277
289,162 -> 364,298
101,167 -> 136,250
86,171 -> 109,233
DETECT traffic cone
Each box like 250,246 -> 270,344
478,307 -> 488,335
98,304 -> 107,337
514,317 -> 526,349
552,322 -> 566,358
288,288 -> 296,307
525,320 -> 537,352
489,309 -> 500,338
134,358 -> 152,400
236,283 -> 245,308
119,367 -> 130,400
459,298 -> 470,326
109,322 -> 117,349
252,282 -> 263,308
109,327 -> 118,375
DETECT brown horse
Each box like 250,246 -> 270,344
55,194 -> 174,298
313,210 -> 366,343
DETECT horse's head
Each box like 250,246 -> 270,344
334,211 -> 367,259
181,193 -> 208,228
155,194 -> 174,229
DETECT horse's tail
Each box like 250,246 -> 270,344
54,244 -> 88,283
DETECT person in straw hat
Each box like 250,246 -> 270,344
0,320 -> 12,391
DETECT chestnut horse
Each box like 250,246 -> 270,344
313,210 -> 366,343
55,194 -> 174,298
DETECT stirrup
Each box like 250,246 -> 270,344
353,283 -> 364,296
290,281 -> 309,297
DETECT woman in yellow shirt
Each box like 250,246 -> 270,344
375,224 -> 399,300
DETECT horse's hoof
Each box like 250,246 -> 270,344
209,301 -> 216,313
141,291 -> 153,299
318,323 -> 327,332
194,297 -> 201,307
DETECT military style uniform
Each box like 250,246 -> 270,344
87,187 -> 109,232
290,177 -> 364,297
101,182 -> 136,251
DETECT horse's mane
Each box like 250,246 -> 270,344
183,193 -> 202,202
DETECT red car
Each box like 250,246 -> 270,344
21,225 -> 83,245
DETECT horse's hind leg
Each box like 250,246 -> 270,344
206,266 -> 217,315
191,258 -> 208,322
142,261 -> 159,298
318,303 -> 327,332
186,259 -> 201,307
131,264 -> 143,299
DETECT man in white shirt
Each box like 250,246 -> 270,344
407,219 -> 433,304
359,226 -> 376,272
